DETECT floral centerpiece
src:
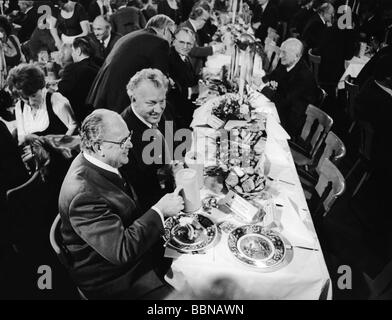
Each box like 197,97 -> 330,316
211,93 -> 251,123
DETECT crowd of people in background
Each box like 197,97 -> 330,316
0,0 -> 392,299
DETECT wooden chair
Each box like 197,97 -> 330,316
290,105 -> 334,168
317,86 -> 328,108
298,131 -> 346,186
305,159 -> 346,217
344,77 -> 360,133
49,214 -> 88,300
308,49 -> 321,83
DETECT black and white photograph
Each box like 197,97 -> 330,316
0,0 -> 391,303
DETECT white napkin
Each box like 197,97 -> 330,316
279,195 -> 316,247
265,136 -> 291,167
266,113 -> 290,141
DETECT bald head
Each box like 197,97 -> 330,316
280,38 -> 304,68
81,109 -> 126,152
81,109 -> 132,168
93,15 -> 111,41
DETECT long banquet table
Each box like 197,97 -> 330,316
164,88 -> 332,300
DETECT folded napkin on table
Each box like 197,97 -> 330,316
266,113 -> 290,141
265,136 -> 291,167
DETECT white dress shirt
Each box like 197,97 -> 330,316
103,33 -> 111,48
83,152 -> 165,225
15,89 -> 77,144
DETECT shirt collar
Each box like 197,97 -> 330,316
261,1 -> 269,11
189,19 -> 198,32
131,105 -> 153,128
376,81 -> 392,97
83,152 -> 120,175
103,33 -> 111,48
286,59 -> 299,72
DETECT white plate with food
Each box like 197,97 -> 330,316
228,225 -> 293,272
163,213 -> 218,253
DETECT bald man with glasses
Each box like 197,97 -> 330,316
59,109 -> 184,299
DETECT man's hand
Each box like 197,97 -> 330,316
154,192 -> 184,217
21,145 -> 34,163
267,81 -> 278,90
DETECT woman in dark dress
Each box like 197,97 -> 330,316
49,0 -> 90,50
0,15 -> 24,70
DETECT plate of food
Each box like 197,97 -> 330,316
163,213 -> 218,253
228,225 -> 293,271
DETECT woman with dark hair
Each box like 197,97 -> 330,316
0,15 -> 24,70
7,63 -> 77,144
49,0 -> 90,49
157,0 -> 182,25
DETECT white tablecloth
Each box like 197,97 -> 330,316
165,92 -> 332,300
338,55 -> 370,89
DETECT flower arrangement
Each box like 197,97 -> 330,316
211,93 -> 251,122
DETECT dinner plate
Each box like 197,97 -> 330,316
164,213 -> 218,253
228,225 -> 293,271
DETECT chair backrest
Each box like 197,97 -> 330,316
49,214 -> 88,300
300,105 -> 334,159
316,131 -> 346,172
344,77 -> 360,119
315,159 -> 346,216
49,214 -> 74,267
308,49 -> 321,83
317,86 -> 328,108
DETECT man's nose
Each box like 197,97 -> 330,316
153,103 -> 164,112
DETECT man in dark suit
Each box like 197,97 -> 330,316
302,2 -> 334,50
168,27 -> 198,128
110,0 -> 146,36
89,15 -> 122,65
351,58 -> 392,265
59,109 -> 184,299
87,14 -> 176,113
16,0 -> 39,43
58,36 -> 100,124
121,69 -> 184,212
180,6 -> 224,75
356,44 -> 392,89
251,0 -> 279,43
261,38 -> 319,137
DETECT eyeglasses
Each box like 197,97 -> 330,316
101,131 -> 133,149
